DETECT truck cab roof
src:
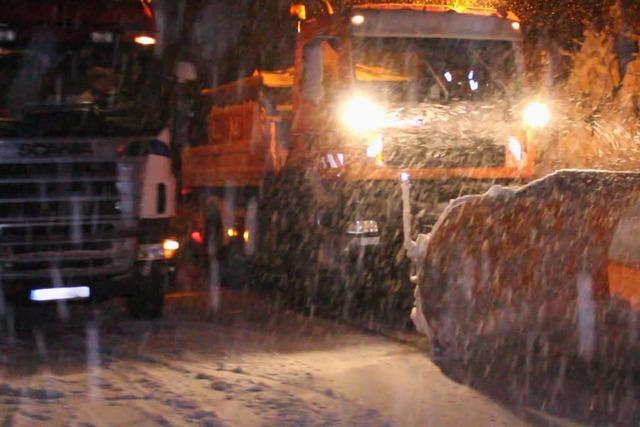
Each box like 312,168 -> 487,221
298,3 -> 521,43
347,4 -> 521,41
352,3 -> 520,22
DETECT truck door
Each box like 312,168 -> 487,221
291,34 -> 347,163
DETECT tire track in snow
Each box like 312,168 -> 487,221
124,351 -> 391,426
102,362 -> 227,426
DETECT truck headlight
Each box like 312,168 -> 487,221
162,238 -> 179,259
339,95 -> 384,135
138,239 -> 180,261
347,220 -> 379,235
162,238 -> 179,252
523,102 -> 551,128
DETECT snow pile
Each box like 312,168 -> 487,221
415,170 -> 640,363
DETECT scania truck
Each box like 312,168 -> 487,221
0,0 -> 178,318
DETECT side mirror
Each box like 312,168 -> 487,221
175,61 -> 197,83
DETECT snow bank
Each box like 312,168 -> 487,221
414,169 -> 640,362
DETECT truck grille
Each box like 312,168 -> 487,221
0,139 -> 138,281
383,135 -> 505,169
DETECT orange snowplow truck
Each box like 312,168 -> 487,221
180,3 -> 549,314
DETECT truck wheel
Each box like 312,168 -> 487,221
204,216 -> 223,310
127,274 -> 165,319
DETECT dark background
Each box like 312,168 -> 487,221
153,0 -> 640,86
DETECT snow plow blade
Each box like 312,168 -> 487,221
414,170 -> 640,361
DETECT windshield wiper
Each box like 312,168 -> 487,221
470,51 -> 509,95
422,56 -> 449,102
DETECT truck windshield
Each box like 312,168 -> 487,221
0,43 -> 166,136
351,37 -> 518,103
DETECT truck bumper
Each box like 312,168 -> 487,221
317,231 -> 406,282
1,260 -> 176,305
313,178 -> 504,283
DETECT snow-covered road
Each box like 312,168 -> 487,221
0,290 -> 529,426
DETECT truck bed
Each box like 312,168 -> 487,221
182,71 -> 292,188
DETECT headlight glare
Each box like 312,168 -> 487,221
339,95 -> 384,134
523,102 -> 551,128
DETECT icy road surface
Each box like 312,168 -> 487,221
0,290 -> 528,426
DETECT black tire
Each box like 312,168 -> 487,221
127,274 -> 165,319
204,210 -> 253,295
203,213 -> 230,313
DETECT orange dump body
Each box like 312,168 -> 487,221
353,3 -> 520,21
181,72 -> 292,189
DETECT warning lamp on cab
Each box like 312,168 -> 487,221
290,4 -> 307,20
351,14 -> 365,25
